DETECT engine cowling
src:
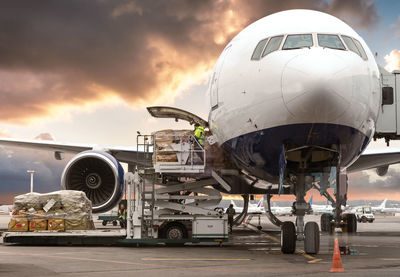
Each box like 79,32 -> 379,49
61,151 -> 124,213
376,165 -> 389,176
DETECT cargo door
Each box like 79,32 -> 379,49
147,106 -> 208,127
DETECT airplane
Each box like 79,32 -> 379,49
269,203 -> 293,216
370,199 -> 400,214
309,196 -> 334,215
0,205 -> 12,215
230,199 -> 265,214
1,9 -> 400,254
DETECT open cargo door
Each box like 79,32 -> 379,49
147,106 -> 208,127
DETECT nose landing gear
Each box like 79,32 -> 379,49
280,173 -> 320,254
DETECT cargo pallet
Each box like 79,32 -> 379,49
2,230 -> 227,246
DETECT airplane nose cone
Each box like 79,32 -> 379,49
282,51 -> 353,122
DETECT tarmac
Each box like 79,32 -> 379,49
0,214 -> 399,276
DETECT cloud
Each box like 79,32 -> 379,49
0,0 -> 380,123
384,49 -> 400,72
348,166 -> 400,200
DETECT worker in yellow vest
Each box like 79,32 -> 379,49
193,123 -> 205,162
194,123 -> 205,146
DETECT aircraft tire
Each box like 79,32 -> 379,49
320,213 -> 332,232
344,214 -> 357,233
304,221 -> 320,254
281,221 -> 296,254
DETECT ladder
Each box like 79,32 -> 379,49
140,168 -> 156,238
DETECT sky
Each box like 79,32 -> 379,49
1,0 -> 400,203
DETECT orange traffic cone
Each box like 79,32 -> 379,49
330,238 -> 345,273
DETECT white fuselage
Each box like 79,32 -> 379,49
207,10 -> 380,183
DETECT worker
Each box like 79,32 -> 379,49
194,123 -> 205,147
226,204 -> 236,234
193,123 -> 205,162
118,203 -> 127,228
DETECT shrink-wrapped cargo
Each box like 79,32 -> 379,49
9,190 -> 93,232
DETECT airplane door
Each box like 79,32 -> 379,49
376,71 -> 396,134
210,45 -> 231,109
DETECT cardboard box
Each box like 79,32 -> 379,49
29,219 -> 47,231
48,219 -> 65,231
8,218 -> 28,232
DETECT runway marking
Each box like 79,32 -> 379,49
0,251 -> 252,274
381,258 -> 400,261
142,258 -> 251,261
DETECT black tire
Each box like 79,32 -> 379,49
162,222 -> 188,246
112,220 -> 118,226
368,219 -> 374,223
257,225 -> 262,231
102,220 -> 107,226
304,222 -> 320,254
320,213 -> 332,232
361,216 -> 367,223
281,221 -> 296,254
344,214 -> 357,233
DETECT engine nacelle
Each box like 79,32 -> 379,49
61,151 -> 124,213
376,165 -> 389,176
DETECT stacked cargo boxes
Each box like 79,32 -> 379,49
8,190 -> 93,232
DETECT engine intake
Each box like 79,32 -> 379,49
61,151 -> 124,213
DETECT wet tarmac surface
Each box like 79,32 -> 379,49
0,214 -> 399,276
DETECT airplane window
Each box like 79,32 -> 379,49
352,38 -> 368,60
262,35 -> 284,57
317,34 -> 345,50
382,87 -> 394,105
251,38 -> 269,60
341,35 -> 361,57
282,34 -> 313,50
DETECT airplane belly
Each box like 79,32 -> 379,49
221,123 -> 370,183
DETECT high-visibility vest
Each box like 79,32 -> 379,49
118,209 -> 127,220
194,126 -> 205,146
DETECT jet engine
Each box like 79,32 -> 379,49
61,151 -> 124,213
376,165 -> 389,176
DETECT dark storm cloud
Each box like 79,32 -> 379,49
0,0 -> 380,123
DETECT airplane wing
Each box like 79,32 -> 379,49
347,148 -> 400,173
0,137 -> 152,165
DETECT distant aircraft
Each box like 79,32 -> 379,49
230,199 -> 265,214
309,196 -> 334,215
370,199 -> 400,214
0,205 -> 12,215
1,9 -> 400,254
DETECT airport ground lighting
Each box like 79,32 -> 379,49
27,170 -> 35,193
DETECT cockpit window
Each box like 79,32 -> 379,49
282,34 -> 313,50
353,39 -> 368,60
251,38 -> 269,60
341,35 -> 361,57
262,35 -> 284,57
317,34 -> 345,50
